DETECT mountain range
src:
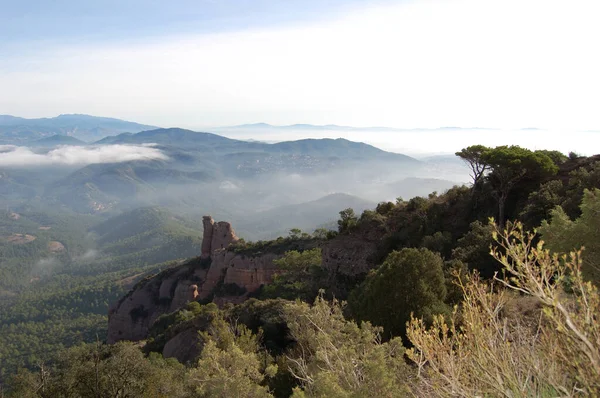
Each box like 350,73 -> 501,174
0,114 -> 505,148
1,114 -> 465,237
0,114 -> 157,144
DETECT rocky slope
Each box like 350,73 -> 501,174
107,214 -> 386,352
107,215 -> 275,343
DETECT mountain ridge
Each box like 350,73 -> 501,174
0,114 -> 158,143
93,128 -> 418,162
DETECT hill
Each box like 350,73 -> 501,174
43,159 -> 219,213
91,207 -> 199,246
88,207 -> 202,265
33,128 -> 423,214
0,205 -> 202,381
29,134 -> 87,146
0,114 -> 157,144
95,128 -> 416,161
95,128 -> 237,149
269,138 -> 415,161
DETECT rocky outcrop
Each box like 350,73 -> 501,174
201,216 -> 239,258
107,216 -> 275,344
107,215 -> 385,347
107,264 -> 207,343
198,250 -> 278,300
48,241 -> 65,253
162,328 -> 201,363
200,216 -> 214,258
321,220 -> 386,275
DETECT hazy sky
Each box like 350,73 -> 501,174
1,0 -> 599,130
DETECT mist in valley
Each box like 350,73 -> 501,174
0,127 -> 472,242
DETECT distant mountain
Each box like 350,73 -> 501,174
95,128 -> 237,148
269,138 -> 416,161
29,134 -> 87,146
95,128 -> 417,162
0,115 -> 26,125
45,159 -> 217,213
36,128 -> 421,213
0,114 -> 157,144
0,170 -> 39,200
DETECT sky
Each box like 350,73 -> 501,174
1,0 -> 599,130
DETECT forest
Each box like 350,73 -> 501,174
0,207 -> 203,381
2,144 -> 600,397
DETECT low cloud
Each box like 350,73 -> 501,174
77,249 -> 99,261
0,144 -> 168,166
31,257 -> 60,278
36,257 -> 59,268
219,180 -> 241,191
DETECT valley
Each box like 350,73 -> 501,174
0,115 -> 465,381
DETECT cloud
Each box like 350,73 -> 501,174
36,257 -> 59,268
219,180 -> 241,191
1,0 -> 598,130
78,249 -> 99,261
0,144 -> 168,167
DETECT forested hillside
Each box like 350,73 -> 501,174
0,207 -> 202,381
2,145 -> 599,397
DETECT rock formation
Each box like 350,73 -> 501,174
107,214 -> 385,361
107,215 -> 275,345
200,216 -> 214,258
201,216 -> 239,258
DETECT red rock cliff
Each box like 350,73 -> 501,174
107,216 -> 276,344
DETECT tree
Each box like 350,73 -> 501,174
261,249 -> 325,301
455,145 -> 491,191
190,339 -> 274,398
518,179 -> 564,228
535,149 -> 567,166
7,342 -> 187,397
562,161 -> 600,218
420,231 -> 452,258
349,248 -> 449,338
482,146 -> 558,227
375,201 -> 395,215
188,313 -> 276,398
538,188 -> 600,284
337,208 -> 358,233
312,228 -> 329,239
288,228 -> 302,240
451,221 -> 497,278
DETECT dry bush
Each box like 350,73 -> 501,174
406,221 -> 600,397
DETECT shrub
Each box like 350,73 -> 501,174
406,221 -> 600,396
284,295 -> 411,397
349,248 -> 449,339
